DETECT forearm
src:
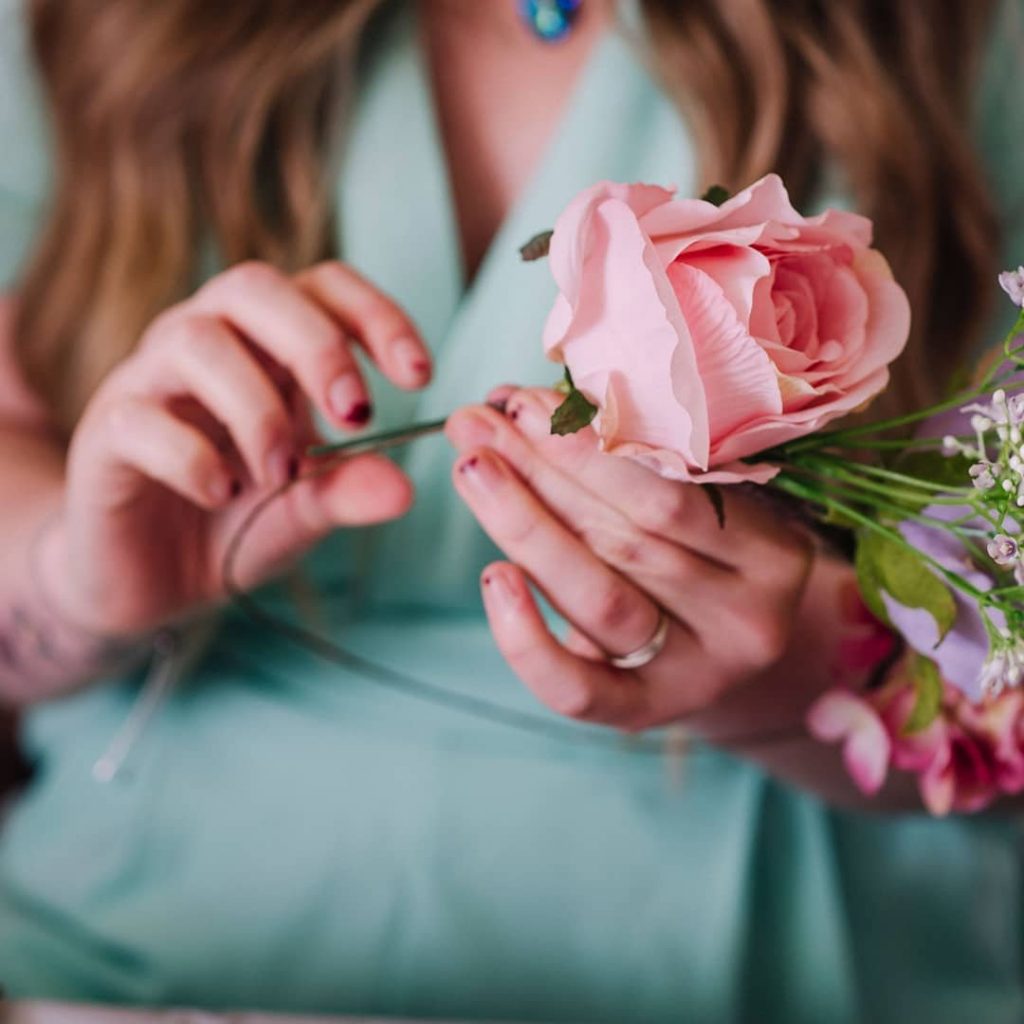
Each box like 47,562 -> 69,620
0,424 -> 147,705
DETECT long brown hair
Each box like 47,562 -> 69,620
14,0 -> 1003,434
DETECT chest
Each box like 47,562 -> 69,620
420,1 -> 606,282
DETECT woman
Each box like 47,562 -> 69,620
0,0 -> 1022,1019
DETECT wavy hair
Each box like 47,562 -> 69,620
13,0 -> 1003,433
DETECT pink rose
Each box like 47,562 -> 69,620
543,175 -> 911,483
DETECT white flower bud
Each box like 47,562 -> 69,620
999,266 -> 1024,308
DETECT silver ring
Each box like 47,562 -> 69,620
608,610 -> 670,670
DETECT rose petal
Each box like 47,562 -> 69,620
553,197 -> 711,466
678,245 -> 771,327
544,181 -> 676,337
665,262 -> 782,441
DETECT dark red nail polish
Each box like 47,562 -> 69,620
459,455 -> 480,474
287,456 -> 300,482
508,405 -> 521,422
482,574 -> 492,587
412,359 -> 431,376
229,479 -> 242,498
345,401 -> 372,426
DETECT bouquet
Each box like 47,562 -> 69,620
521,175 -> 1024,814
308,173 -> 1024,814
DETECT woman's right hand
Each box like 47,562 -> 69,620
41,260 -> 430,638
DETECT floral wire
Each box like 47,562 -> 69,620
219,466 -> 674,756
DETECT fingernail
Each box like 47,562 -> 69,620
266,441 -> 293,486
287,456 -> 300,482
506,397 -> 543,434
457,452 -> 503,489
327,372 -> 368,425
345,401 -> 372,426
229,479 -> 243,498
392,336 -> 430,382
483,570 -> 517,605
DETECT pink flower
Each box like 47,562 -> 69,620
832,580 -> 897,683
957,690 -> 1024,793
807,689 -> 892,794
543,175 -> 911,483
918,725 -> 998,817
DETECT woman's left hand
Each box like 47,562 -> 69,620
446,385 -> 815,731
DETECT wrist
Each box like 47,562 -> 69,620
685,549 -> 881,747
33,514 -> 153,655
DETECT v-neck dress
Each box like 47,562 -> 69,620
2,2 -> 1024,1021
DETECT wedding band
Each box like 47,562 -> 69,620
608,610 -> 670,670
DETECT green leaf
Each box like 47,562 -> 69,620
903,656 -> 943,734
701,185 -> 730,207
554,365 -> 576,396
821,504 -> 861,530
519,230 -> 554,262
551,386 -> 598,436
854,534 -> 893,626
702,484 -> 727,529
854,529 -> 957,642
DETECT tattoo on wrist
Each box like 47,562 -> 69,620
0,519 -> 150,693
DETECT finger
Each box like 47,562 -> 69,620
484,382 -> 519,412
492,387 -> 794,575
214,453 -> 414,590
452,446 -> 670,659
93,396 -> 238,511
480,561 -> 649,728
295,261 -> 431,391
137,314 -> 296,488
190,261 -> 373,432
447,403 -> 737,615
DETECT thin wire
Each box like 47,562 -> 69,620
221,460 -> 672,757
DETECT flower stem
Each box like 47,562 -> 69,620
306,417 -> 448,459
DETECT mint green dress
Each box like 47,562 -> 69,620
2,3 -> 1024,1021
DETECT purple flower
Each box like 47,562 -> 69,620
884,505 -> 996,702
988,534 -> 1020,567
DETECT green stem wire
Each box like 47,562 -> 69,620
306,416 -> 449,459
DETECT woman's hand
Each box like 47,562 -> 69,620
446,386 -> 814,731
45,260 -> 431,637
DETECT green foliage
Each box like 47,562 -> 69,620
854,529 -> 957,642
551,387 -> 598,436
551,368 -> 598,435
903,656 -> 943,734
519,230 -> 554,262
701,185 -> 730,207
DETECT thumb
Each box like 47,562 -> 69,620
215,453 -> 413,592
